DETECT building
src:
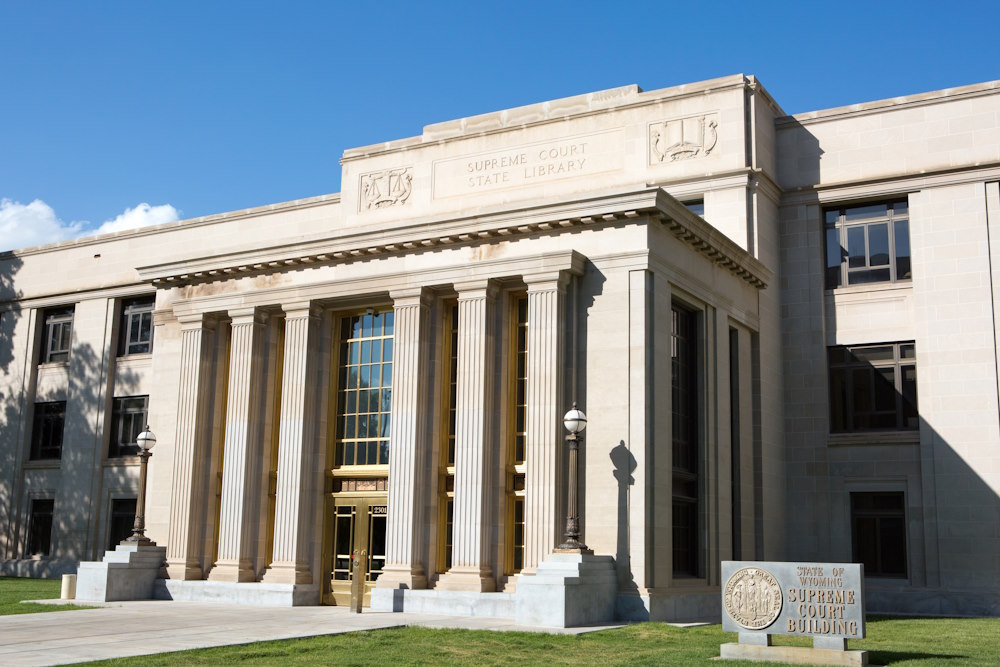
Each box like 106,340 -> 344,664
1,74 -> 998,620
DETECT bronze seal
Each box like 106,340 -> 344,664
723,566 -> 783,630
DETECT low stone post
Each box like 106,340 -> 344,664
350,549 -> 366,613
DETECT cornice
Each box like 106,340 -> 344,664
138,187 -> 770,291
342,74 -> 749,162
779,162 -> 1000,207
1,193 -> 341,259
776,79 -> 1000,128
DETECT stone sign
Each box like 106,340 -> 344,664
431,128 -> 624,199
721,560 -> 865,638
720,561 -> 868,666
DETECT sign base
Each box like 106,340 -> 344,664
719,643 -> 868,666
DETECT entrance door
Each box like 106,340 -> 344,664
324,498 -> 387,606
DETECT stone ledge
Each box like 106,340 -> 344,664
154,579 -> 320,606
719,642 -> 868,666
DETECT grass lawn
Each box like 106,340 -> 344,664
0,576 -> 91,615
81,616 -> 1000,666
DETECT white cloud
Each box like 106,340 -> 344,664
0,198 -> 84,252
0,199 -> 181,253
95,203 -> 179,235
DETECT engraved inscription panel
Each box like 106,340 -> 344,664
432,129 -> 625,199
649,112 -> 719,164
724,566 -> 783,630
359,167 -> 413,211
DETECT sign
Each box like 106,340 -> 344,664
721,561 -> 865,639
431,129 -> 625,199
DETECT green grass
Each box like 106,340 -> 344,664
81,616 -> 1000,666
0,576 -> 91,615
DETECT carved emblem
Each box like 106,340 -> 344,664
360,167 -> 413,211
650,113 -> 719,163
723,566 -> 783,630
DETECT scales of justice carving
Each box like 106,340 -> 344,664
650,113 -> 719,163
361,167 -> 413,210
723,566 -> 783,630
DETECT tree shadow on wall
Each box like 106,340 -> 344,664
2,335 -> 141,576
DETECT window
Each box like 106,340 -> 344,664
825,199 -> 910,289
41,306 -> 74,363
506,295 -> 528,575
108,396 -> 149,457
684,200 -> 705,217
108,498 -> 137,550
829,342 -> 917,432
438,303 -> 458,573
30,401 -> 65,460
672,303 -> 700,577
119,297 -> 154,356
851,492 -> 907,578
334,311 -> 394,467
27,498 -> 54,556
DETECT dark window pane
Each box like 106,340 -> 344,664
825,228 -> 843,288
848,268 -> 891,285
894,220 -> 911,280
845,203 -> 888,221
853,346 -> 894,364
108,498 -> 137,549
847,227 -> 867,268
869,223 -> 890,266
27,499 -> 54,556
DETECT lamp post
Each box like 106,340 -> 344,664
556,403 -> 591,553
124,425 -> 157,546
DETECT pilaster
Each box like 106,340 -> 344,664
262,303 -> 321,585
166,313 -> 216,580
209,308 -> 268,582
521,272 -> 569,573
377,287 -> 432,590
436,280 -> 498,592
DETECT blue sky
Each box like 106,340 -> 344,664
1,1 -> 997,251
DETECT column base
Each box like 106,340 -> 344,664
165,559 -> 203,581
207,559 -> 256,582
435,567 -> 495,592
376,564 -> 427,590
261,562 -> 313,585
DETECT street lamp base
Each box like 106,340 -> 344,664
554,539 -> 592,555
123,534 -> 157,547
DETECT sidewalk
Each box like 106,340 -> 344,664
0,600 -> 622,666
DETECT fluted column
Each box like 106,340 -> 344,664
262,303 -> 320,585
377,288 -> 432,590
209,308 -> 268,582
522,272 -> 568,573
166,314 -> 216,580
437,280 -> 498,592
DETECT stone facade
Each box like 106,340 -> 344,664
0,74 -> 998,620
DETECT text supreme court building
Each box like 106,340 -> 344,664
2,74 -> 999,620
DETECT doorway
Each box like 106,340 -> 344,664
323,497 -> 387,606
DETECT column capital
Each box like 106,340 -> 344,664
454,279 -> 499,301
389,286 -> 433,309
523,270 -> 571,293
177,312 -> 216,331
228,306 -> 268,326
280,301 -> 322,320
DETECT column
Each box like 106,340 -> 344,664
166,313 -> 216,580
209,307 -> 268,582
437,280 -> 497,591
377,288 -> 432,590
262,303 -> 320,585
521,272 -> 568,573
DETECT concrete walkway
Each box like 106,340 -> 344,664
0,600 -> 624,666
